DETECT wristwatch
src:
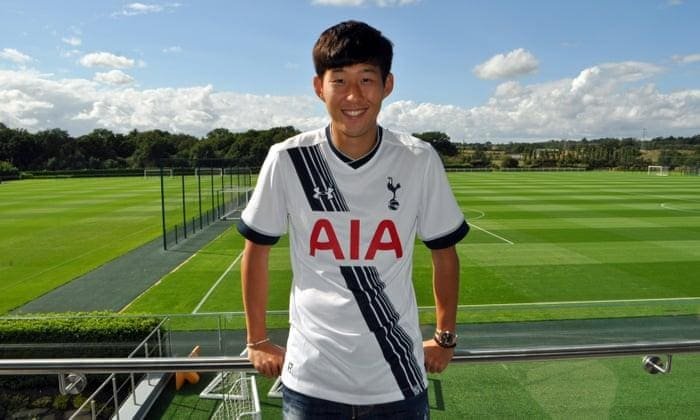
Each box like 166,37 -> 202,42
433,329 -> 458,348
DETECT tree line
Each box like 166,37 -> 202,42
1,123 -> 699,177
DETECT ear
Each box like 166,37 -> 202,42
313,75 -> 325,101
383,73 -> 394,99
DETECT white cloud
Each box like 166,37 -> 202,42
94,70 -> 135,85
79,52 -> 136,69
115,2 -> 181,16
311,0 -> 418,6
162,46 -> 182,54
1,60 -> 698,142
381,61 -> 695,141
61,36 -> 82,47
474,48 -> 539,80
672,53 -> 700,64
0,69 -> 325,136
0,48 -> 33,65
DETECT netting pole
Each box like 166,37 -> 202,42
160,166 -> 167,250
181,172 -> 187,239
210,170 -> 215,220
197,166 -> 203,230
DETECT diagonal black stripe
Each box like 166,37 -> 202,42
341,266 -> 426,398
287,145 -> 348,212
288,147 -> 324,211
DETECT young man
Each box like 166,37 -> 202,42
237,20 -> 468,418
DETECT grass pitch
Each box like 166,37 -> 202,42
0,176 -> 222,314
3,171 -> 699,418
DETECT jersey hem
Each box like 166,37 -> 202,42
236,219 -> 281,245
423,220 -> 469,249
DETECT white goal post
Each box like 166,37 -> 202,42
144,168 -> 173,178
647,165 -> 668,176
200,372 -> 261,420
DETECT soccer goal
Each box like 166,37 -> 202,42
144,167 -> 173,178
218,187 -> 254,221
200,371 -> 261,420
647,165 -> 668,176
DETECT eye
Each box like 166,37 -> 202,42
331,78 -> 344,85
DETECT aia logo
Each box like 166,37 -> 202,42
387,177 -> 401,210
309,218 -> 403,260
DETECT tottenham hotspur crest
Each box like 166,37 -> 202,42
387,177 -> 401,210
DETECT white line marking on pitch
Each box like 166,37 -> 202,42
660,203 -> 700,213
419,296 -> 700,310
469,223 -> 514,245
192,250 -> 244,314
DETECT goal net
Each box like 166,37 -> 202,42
218,187 -> 254,221
144,168 -> 173,178
200,372 -> 261,420
647,165 -> 668,176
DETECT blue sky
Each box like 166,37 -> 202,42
1,0 -> 699,142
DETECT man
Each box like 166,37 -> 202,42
237,20 -> 468,418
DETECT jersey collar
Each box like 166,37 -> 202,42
325,125 -> 383,169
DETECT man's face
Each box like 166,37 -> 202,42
313,63 -> 393,142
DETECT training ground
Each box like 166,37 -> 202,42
1,171 -> 699,418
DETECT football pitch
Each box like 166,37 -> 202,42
2,171 -> 699,418
122,170 -> 700,319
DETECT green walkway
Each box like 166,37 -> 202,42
13,220 -> 234,314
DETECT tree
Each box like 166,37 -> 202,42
413,131 -> 458,157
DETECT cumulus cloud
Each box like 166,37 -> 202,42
0,69 -> 326,136
79,52 -> 136,69
381,60 -> 697,141
672,53 -> 700,64
1,60 -> 698,142
0,48 -> 33,65
474,48 -> 539,80
94,70 -> 134,85
311,0 -> 418,6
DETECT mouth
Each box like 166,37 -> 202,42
342,108 -> 367,118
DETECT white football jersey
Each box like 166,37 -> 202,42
238,126 -> 468,405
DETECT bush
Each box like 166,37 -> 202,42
0,160 -> 19,180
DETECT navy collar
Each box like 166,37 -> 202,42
325,125 -> 383,169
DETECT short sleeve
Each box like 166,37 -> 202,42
417,147 -> 469,249
237,146 -> 288,245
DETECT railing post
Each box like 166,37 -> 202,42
130,373 -> 137,404
90,399 -> 96,420
112,376 -> 120,420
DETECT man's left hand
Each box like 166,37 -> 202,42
423,339 -> 454,373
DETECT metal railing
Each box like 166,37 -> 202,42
2,340 -> 700,375
2,339 -> 700,419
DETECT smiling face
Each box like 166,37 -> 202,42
314,62 -> 394,155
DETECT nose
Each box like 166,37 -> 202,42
346,82 -> 364,101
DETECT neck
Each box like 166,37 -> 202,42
330,124 -> 378,160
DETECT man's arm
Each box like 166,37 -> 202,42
423,245 -> 460,373
241,239 -> 285,377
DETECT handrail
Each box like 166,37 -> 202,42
2,340 -> 699,375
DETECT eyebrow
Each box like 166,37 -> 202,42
330,66 -> 379,74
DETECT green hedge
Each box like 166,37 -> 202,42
0,312 -> 163,417
0,312 -> 163,358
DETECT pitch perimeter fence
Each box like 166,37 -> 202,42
155,159 -> 253,250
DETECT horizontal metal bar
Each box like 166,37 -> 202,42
1,341 -> 699,375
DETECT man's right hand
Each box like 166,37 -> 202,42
247,341 -> 286,378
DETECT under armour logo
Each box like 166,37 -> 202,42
313,187 -> 335,200
387,177 -> 401,210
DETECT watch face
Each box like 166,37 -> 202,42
438,331 -> 457,347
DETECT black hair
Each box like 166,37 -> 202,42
312,20 -> 394,82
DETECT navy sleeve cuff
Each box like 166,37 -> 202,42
423,220 -> 469,250
236,219 -> 281,245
